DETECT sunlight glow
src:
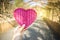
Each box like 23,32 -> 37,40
36,8 -> 47,19
23,0 -> 48,8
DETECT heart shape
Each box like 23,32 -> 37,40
14,8 -> 37,29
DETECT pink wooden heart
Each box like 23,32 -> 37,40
14,8 -> 37,29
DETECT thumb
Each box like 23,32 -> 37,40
19,24 -> 25,32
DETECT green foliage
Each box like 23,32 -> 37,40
15,0 -> 24,7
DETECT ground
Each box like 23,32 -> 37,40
0,19 -> 56,40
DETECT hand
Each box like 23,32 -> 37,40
12,24 -> 26,40
14,24 -> 26,35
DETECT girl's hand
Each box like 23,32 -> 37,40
12,24 -> 26,40
14,24 -> 26,34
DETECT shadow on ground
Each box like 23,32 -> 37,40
43,18 -> 60,40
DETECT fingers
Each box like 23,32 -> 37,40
19,24 -> 25,32
14,24 -> 26,34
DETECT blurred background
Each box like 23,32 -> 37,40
0,0 -> 60,40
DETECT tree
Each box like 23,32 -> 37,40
46,1 -> 60,21
0,0 -> 11,14
47,2 -> 54,20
